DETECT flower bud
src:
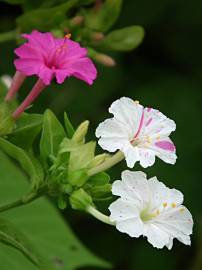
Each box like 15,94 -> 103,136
68,169 -> 88,187
70,188 -> 93,211
72,120 -> 89,144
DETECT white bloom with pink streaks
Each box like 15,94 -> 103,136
109,171 -> 193,249
96,97 -> 177,168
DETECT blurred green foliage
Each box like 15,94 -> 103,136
0,0 -> 202,269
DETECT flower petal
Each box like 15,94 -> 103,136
96,118 -> 129,152
14,58 -> 43,76
109,97 -> 143,138
144,223 -> 170,249
68,57 -> 97,85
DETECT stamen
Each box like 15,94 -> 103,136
172,203 -> 177,208
134,100 -> 139,105
163,202 -> 167,208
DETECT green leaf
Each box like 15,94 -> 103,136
16,0 -> 93,32
97,26 -> 145,51
64,112 -> 75,138
0,151 -> 110,269
0,138 -> 43,185
40,109 -> 66,167
0,218 -> 44,268
8,113 -> 42,150
0,102 -> 15,136
85,0 -> 122,32
69,141 -> 96,171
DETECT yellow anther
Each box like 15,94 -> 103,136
157,135 -> 161,140
180,208 -> 185,213
163,202 -> 167,208
172,203 -> 177,208
146,136 -> 151,143
156,210 -> 160,215
134,100 -> 140,105
65,33 -> 71,39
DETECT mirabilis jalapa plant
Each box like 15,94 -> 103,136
0,30 -> 193,253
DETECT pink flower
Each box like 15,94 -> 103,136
5,30 -> 97,118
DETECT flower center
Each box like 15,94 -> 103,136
140,208 -> 160,222
45,33 -> 71,69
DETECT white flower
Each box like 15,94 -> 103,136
96,97 -> 177,168
109,171 -> 193,249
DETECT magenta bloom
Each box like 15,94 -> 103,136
5,30 -> 97,118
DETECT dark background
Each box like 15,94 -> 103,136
0,0 -> 202,269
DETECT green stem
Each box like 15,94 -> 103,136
87,151 -> 124,176
0,191 -> 42,213
0,30 -> 16,43
87,206 -> 115,226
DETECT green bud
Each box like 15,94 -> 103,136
0,102 -> 15,136
90,184 -> 112,199
68,169 -> 88,187
88,48 -> 116,67
58,194 -> 67,210
61,183 -> 73,194
89,153 -> 110,168
70,188 -> 93,211
72,120 -> 89,144
88,172 -> 110,186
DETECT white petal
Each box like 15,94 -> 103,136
122,144 -> 139,168
138,148 -> 156,168
156,206 -> 193,239
143,223 -> 170,249
121,170 -> 150,206
109,97 -> 143,137
96,118 -> 129,152
148,177 -> 184,209
96,118 -> 130,138
116,218 -> 144,238
109,198 -> 139,221
142,108 -> 176,138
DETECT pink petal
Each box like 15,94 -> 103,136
15,43 -> 43,59
38,65 -> 54,85
68,58 -> 97,85
14,58 -> 43,76
22,30 -> 55,52
155,141 -> 176,152
55,69 -> 70,84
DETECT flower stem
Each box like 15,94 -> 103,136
12,79 -> 46,119
87,151 -> 124,176
87,206 -> 115,226
0,191 -> 41,213
5,71 -> 26,102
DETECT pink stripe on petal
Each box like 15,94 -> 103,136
145,117 -> 152,126
155,141 -> 176,152
133,110 -> 145,138
147,107 -> 152,112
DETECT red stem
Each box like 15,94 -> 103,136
5,71 -> 26,101
12,79 -> 46,119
